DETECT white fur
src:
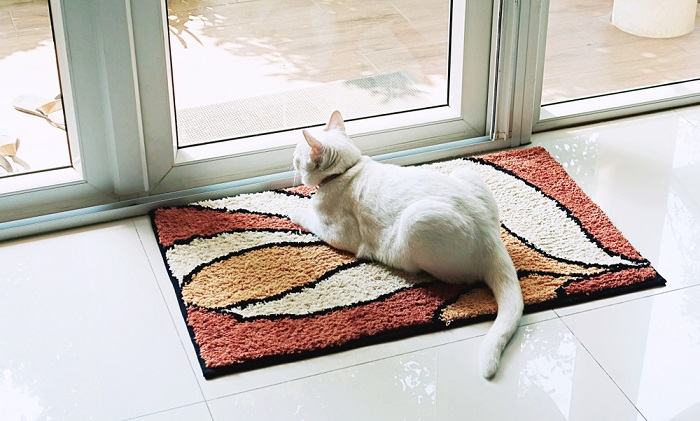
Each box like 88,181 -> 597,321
290,111 -> 524,379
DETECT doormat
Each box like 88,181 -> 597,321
150,147 -> 665,379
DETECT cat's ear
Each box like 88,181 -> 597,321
303,129 -> 324,162
325,110 -> 345,132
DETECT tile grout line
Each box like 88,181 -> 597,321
675,108 -> 700,129
553,282 -> 700,318
120,400 -> 208,421
203,314 -> 557,403
131,219 -> 216,421
203,400 -> 216,420
559,317 -> 649,421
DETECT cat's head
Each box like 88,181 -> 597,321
293,111 -> 362,187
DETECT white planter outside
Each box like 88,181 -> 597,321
612,0 -> 698,38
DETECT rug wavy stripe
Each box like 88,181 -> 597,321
166,231 -> 318,283
187,283 -> 465,369
463,160 -> 635,266
502,229 -> 603,275
282,185 -> 316,197
197,190 -> 310,217
440,273 -> 572,324
181,244 -> 355,308
563,266 -> 657,296
153,207 -> 303,247
225,230 -> 601,320
227,263 -> 431,319
479,148 -> 642,260
183,161 -> 635,268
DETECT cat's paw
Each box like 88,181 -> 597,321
287,208 -> 309,228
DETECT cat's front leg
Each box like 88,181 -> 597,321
288,208 -> 323,234
289,208 -> 354,252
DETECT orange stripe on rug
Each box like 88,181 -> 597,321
182,244 -> 355,308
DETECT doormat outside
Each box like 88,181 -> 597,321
149,147 -> 665,379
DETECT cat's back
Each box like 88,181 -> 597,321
352,157 -> 483,211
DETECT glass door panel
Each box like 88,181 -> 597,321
166,0 -> 452,147
541,0 -> 699,116
0,0 -> 71,179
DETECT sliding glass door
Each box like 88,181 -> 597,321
3,0 -> 508,231
0,0 -> 70,179
167,0 -> 454,146
536,0 -> 700,129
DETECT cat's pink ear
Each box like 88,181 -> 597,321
303,130 -> 324,161
326,110 -> 345,132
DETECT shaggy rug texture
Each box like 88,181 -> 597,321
150,147 -> 665,379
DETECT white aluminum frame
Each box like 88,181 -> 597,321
490,0 -> 549,146
132,0 -> 501,194
0,134 -> 497,241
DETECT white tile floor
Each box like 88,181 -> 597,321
1,105 -> 699,421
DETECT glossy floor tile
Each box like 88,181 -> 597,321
675,104 -> 700,129
532,109 -> 700,316
127,403 -> 212,421
0,221 -> 203,421
207,319 -> 644,421
564,286 -> 700,421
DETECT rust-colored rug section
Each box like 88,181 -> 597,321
149,147 -> 665,379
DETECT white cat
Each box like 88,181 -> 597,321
289,111 -> 523,378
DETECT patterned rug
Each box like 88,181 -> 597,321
150,147 -> 665,379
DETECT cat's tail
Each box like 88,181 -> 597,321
479,242 -> 523,379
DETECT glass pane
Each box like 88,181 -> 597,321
0,0 -> 71,179
542,0 -> 700,104
167,0 -> 451,147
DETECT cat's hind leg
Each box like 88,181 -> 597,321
391,199 -> 481,281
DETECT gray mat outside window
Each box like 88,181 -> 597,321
176,72 -> 439,146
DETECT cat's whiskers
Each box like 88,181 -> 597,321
292,166 -> 300,186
